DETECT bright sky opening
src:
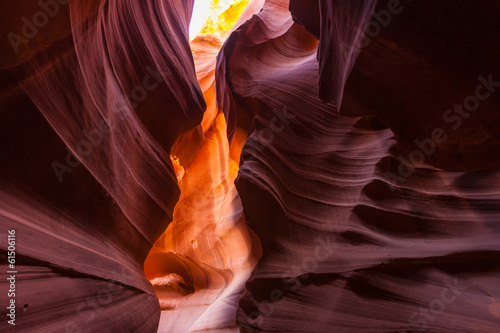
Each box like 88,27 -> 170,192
189,0 -> 250,39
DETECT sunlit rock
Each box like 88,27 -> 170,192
1,0 -> 499,332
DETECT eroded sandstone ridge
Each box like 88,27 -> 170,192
0,0 -> 499,332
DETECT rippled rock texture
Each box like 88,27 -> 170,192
1,0 -> 500,332
1,0 -> 203,331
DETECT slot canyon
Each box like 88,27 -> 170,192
1,0 -> 500,332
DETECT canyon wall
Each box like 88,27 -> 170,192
1,0 -> 499,332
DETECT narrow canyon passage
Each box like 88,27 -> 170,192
0,0 -> 499,332
144,2 -> 262,331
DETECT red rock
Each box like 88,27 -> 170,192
1,0 -> 499,332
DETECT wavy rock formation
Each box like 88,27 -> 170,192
1,0 -> 499,332
1,0 -> 203,331
217,0 -> 500,332
146,33 -> 261,332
